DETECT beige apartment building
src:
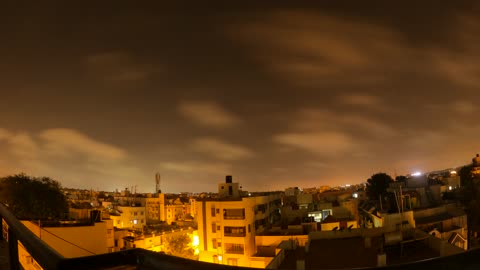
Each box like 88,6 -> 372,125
110,205 -> 146,229
146,193 -> 166,223
196,176 -> 281,268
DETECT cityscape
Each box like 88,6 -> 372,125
2,1 -> 480,269
2,154 -> 480,269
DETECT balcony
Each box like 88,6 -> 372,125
225,243 -> 245,255
225,249 -> 244,255
224,226 -> 246,237
223,215 -> 245,220
224,232 -> 246,237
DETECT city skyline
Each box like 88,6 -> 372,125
1,2 -> 480,193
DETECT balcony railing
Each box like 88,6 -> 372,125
223,215 -> 245,220
223,232 -> 246,237
225,249 -> 244,255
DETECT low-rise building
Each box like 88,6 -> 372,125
110,205 -> 146,230
21,216 -> 114,258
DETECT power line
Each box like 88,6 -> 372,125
36,223 -> 96,255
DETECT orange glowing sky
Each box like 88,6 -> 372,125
1,1 -> 479,192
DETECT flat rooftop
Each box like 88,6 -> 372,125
279,236 -> 439,269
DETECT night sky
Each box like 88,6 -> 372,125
1,2 -> 479,193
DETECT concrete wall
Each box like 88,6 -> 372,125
378,211 -> 415,232
255,235 -> 308,247
309,227 -> 385,240
265,248 -> 285,269
428,234 -> 465,256
22,220 -> 113,258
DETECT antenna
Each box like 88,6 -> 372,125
155,172 -> 161,193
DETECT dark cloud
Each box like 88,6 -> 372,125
0,2 -> 479,192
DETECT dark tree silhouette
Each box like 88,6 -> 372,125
0,173 -> 68,219
395,175 -> 408,183
459,165 -> 474,190
366,173 -> 394,200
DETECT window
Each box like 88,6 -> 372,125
212,239 -> 217,249
248,224 -> 251,233
216,208 -> 220,214
141,211 -> 144,215
217,241 -> 222,248
223,208 -> 245,220
212,222 -> 216,233
211,208 -> 215,217
217,225 -> 221,231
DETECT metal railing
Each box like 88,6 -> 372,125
223,232 -> 246,237
223,215 -> 245,220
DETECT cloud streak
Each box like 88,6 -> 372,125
191,137 -> 254,160
85,51 -> 158,82
0,128 -> 140,190
274,131 -> 355,156
178,101 -> 240,128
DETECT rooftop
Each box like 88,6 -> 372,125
279,236 -> 440,270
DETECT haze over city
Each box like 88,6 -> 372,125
1,1 -> 480,193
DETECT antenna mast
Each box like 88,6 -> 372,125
155,173 -> 161,193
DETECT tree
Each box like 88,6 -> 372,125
0,173 -> 68,220
366,173 -> 394,200
395,175 -> 408,183
459,165 -> 474,189
164,233 -> 197,260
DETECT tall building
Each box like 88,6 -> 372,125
146,193 -> 166,223
196,176 -> 281,267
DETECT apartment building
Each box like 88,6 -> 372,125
146,193 -> 166,223
110,205 -> 146,229
196,176 -> 281,267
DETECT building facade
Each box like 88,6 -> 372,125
110,206 -> 146,229
196,176 -> 281,267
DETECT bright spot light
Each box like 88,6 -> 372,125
353,193 -> 358,198
133,219 -> 138,224
412,172 -> 422,176
192,235 -> 199,246
450,170 -> 457,175
449,186 -> 453,190
218,255 -> 223,261
346,184 -> 351,187
248,193 -> 251,196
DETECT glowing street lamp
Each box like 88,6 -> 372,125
411,172 -> 422,177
